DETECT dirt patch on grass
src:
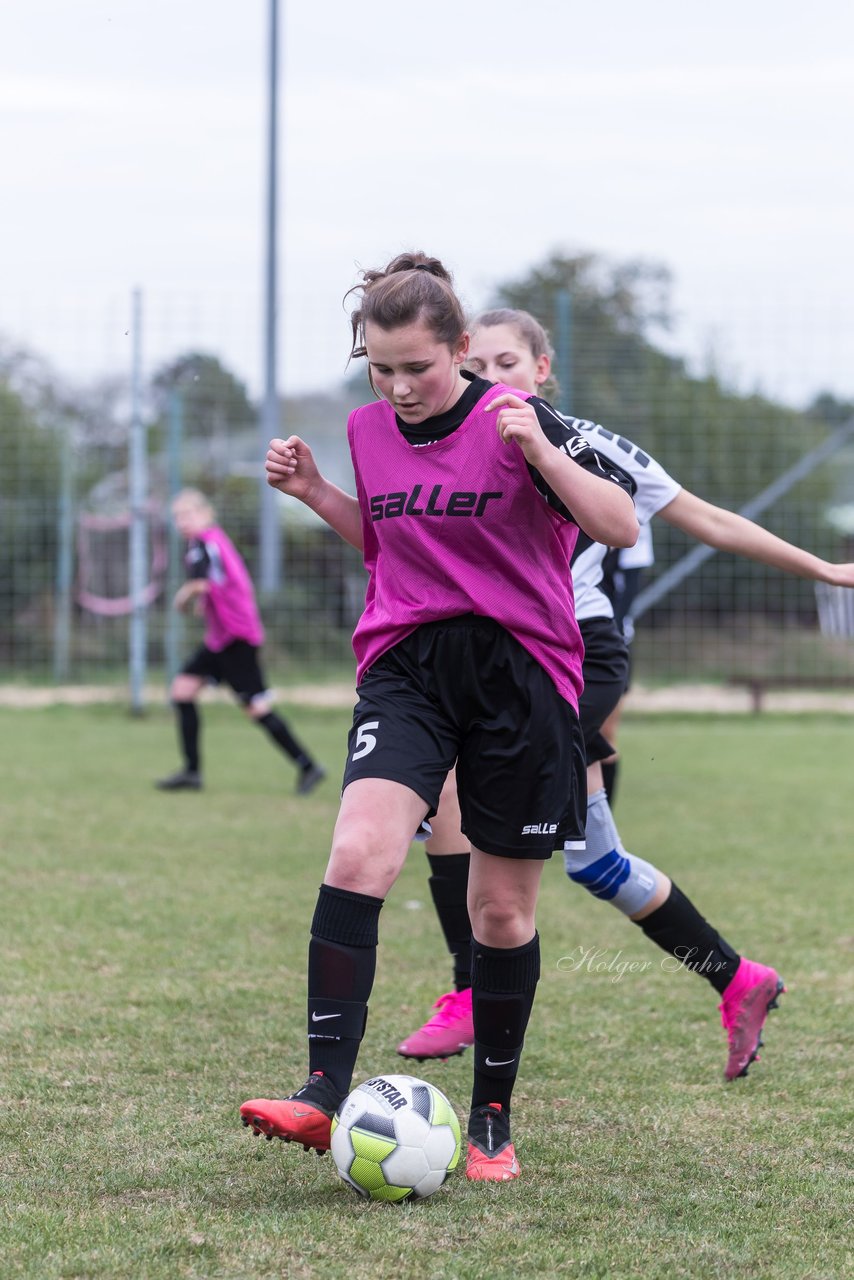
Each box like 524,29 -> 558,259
0,683 -> 358,710
2,681 -> 854,714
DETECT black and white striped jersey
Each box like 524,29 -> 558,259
562,417 -> 681,622
393,370 -> 674,623
398,374 -> 636,524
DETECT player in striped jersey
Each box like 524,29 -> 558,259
396,307 -> 854,1084
240,255 -> 638,1182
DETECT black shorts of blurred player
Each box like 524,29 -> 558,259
343,615 -> 587,859
182,639 -> 269,703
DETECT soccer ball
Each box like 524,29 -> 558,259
330,1074 -> 461,1203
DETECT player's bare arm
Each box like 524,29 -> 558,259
660,489 -> 854,586
266,436 -> 364,551
485,393 -> 638,548
173,579 -> 208,612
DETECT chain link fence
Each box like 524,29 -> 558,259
3,281 -> 854,702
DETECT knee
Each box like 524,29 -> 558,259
468,894 -> 531,947
171,676 -> 197,703
328,827 -> 403,899
564,842 -> 659,917
247,692 -> 273,719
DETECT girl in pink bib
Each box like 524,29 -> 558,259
240,252 -> 637,1182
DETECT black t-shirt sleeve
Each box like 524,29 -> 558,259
525,396 -> 637,522
185,538 -> 211,581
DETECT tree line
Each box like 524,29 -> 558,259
2,250 -> 852,672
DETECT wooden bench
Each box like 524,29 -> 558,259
728,675 -> 854,713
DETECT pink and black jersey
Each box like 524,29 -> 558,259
347,381 -> 627,710
186,525 -> 264,652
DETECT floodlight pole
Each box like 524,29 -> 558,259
53,418 -> 74,682
258,0 -> 282,592
164,389 -> 185,683
555,289 -> 573,414
128,287 -> 148,714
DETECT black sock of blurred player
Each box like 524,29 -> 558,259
257,711 -> 315,770
175,701 -> 200,772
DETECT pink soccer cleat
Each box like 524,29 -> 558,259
719,958 -> 786,1081
397,987 -> 474,1061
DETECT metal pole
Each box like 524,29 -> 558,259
164,389 -> 184,684
128,287 -> 148,714
554,289 -> 573,415
258,0 -> 282,592
53,419 -> 74,682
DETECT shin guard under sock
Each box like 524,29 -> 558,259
306,884 -> 383,1094
470,933 -> 540,1114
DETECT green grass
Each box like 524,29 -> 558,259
1,704 -> 852,1279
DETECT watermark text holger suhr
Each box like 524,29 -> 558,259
556,946 -> 728,984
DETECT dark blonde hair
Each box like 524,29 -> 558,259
172,488 -> 215,523
346,252 -> 467,362
471,307 -> 559,400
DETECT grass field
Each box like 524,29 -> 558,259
1,703 -> 852,1280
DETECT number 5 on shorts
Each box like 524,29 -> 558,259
352,720 -> 379,761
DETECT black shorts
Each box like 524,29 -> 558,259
182,641 -> 268,706
578,616 -> 629,764
342,616 -> 587,859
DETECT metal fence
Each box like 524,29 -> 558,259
3,292 -> 854,702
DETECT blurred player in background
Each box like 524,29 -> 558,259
396,307 -> 854,1084
240,253 -> 638,1182
155,488 -> 325,795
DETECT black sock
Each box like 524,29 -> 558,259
175,701 -> 200,772
635,882 -> 740,995
257,711 -> 313,769
470,933 -> 540,1116
426,853 -> 472,991
306,884 -> 383,1095
601,759 -> 618,806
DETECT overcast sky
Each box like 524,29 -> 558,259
2,0 -> 853,409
